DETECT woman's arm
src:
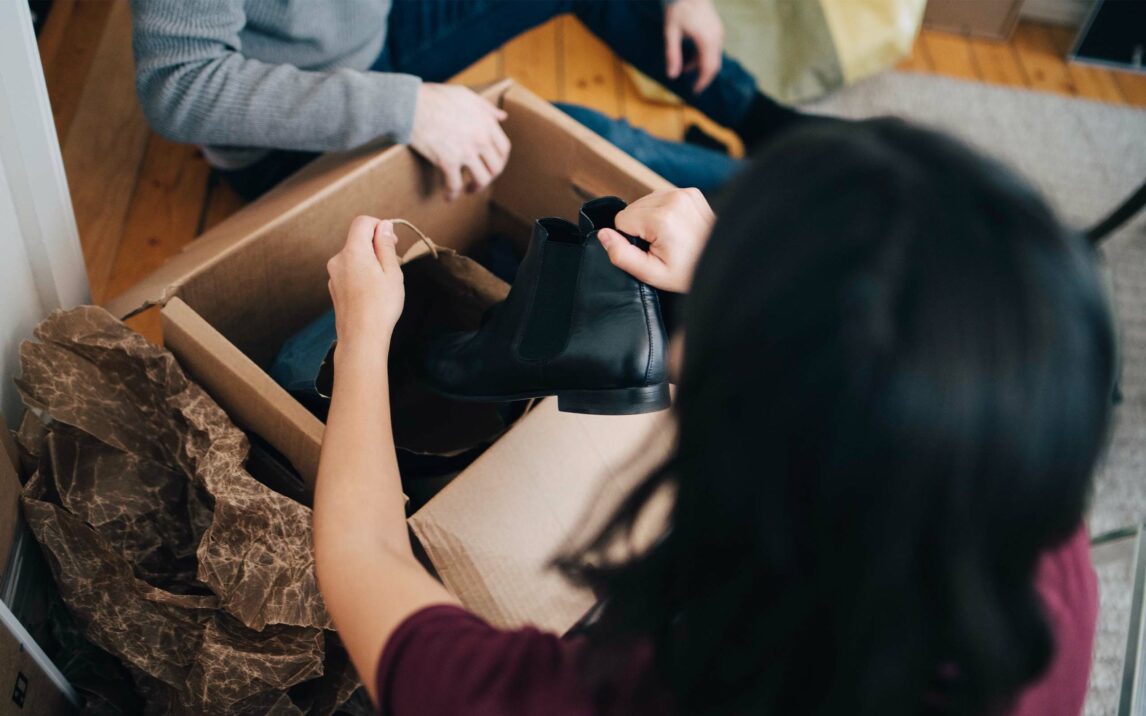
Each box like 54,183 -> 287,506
314,217 -> 457,706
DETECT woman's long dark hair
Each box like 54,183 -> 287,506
558,119 -> 1116,715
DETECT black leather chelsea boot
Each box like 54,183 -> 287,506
421,197 -> 669,415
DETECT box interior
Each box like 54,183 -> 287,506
172,84 -> 662,370
101,81 -> 677,632
114,84 -> 668,485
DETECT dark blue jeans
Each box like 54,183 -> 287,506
224,1 -> 759,199
377,0 -> 759,129
555,103 -> 741,193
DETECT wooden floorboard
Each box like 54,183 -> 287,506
59,0 -> 150,303
897,34 -> 934,73
36,8 -> 1146,345
1048,25 -> 1125,104
35,0 -> 76,80
450,51 -> 504,89
619,69 -> 684,141
200,175 -> 249,235
503,19 -> 562,102
920,30 -> 979,81
38,0 -> 114,142
104,136 -> 211,302
1111,71 -> 1146,106
560,17 -> 622,117
1012,22 -> 1079,96
968,37 -> 1029,87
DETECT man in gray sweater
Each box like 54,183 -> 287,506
132,0 -> 797,200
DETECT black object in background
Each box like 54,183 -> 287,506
1071,0 -> 1145,72
27,0 -> 53,35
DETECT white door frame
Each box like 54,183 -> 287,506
0,0 -> 87,426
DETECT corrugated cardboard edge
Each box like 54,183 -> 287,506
0,416 -> 20,574
104,79 -> 516,322
408,399 -> 674,634
160,299 -> 326,486
494,86 -> 673,217
0,417 -> 78,714
0,415 -> 16,478
0,599 -> 77,714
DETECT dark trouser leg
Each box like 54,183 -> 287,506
568,0 -> 760,128
381,0 -> 798,148
378,0 -> 574,78
568,0 -> 810,148
216,150 -> 318,201
554,103 -> 740,193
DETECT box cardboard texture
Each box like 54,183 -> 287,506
106,81 -> 676,634
0,420 -> 75,715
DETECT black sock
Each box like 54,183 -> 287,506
733,92 -> 810,153
683,124 -> 731,155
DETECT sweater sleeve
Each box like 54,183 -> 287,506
130,0 -> 421,151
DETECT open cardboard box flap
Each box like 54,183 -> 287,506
409,399 -> 673,633
99,80 -> 675,633
104,79 -> 667,322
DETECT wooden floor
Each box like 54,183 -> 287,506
38,1 -> 1146,341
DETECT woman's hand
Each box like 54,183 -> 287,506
318,216 -> 453,706
597,188 -> 715,293
327,216 -> 405,352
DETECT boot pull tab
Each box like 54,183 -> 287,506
390,219 -> 439,258
621,230 -> 651,253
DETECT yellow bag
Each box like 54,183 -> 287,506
626,0 -> 925,105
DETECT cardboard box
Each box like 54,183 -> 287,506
0,418 -> 78,715
105,81 -> 676,634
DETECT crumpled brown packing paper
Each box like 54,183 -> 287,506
15,306 -> 358,714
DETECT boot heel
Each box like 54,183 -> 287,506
557,383 -> 671,415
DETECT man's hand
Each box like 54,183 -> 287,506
408,84 -> 511,201
664,0 -> 725,94
327,216 -> 405,350
597,188 -> 715,294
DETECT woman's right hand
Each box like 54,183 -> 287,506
597,188 -> 715,293
327,216 -> 405,354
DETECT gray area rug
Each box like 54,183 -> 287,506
810,71 -> 1146,716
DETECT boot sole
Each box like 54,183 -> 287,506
425,382 -> 671,416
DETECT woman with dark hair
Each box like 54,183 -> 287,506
314,119 -> 1115,715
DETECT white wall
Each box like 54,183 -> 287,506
0,170 -> 46,426
0,2 -> 88,428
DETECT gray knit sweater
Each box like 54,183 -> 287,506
131,0 -> 419,169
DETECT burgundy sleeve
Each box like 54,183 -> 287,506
375,605 -> 596,716
1009,523 -> 1099,716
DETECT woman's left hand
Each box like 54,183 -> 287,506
327,216 -> 405,351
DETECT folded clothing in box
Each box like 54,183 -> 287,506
15,307 -> 358,714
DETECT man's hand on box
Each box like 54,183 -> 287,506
409,83 -> 511,202
327,216 -> 405,350
597,188 -> 714,294
664,0 -> 725,94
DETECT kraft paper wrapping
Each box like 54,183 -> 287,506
15,307 -> 358,714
